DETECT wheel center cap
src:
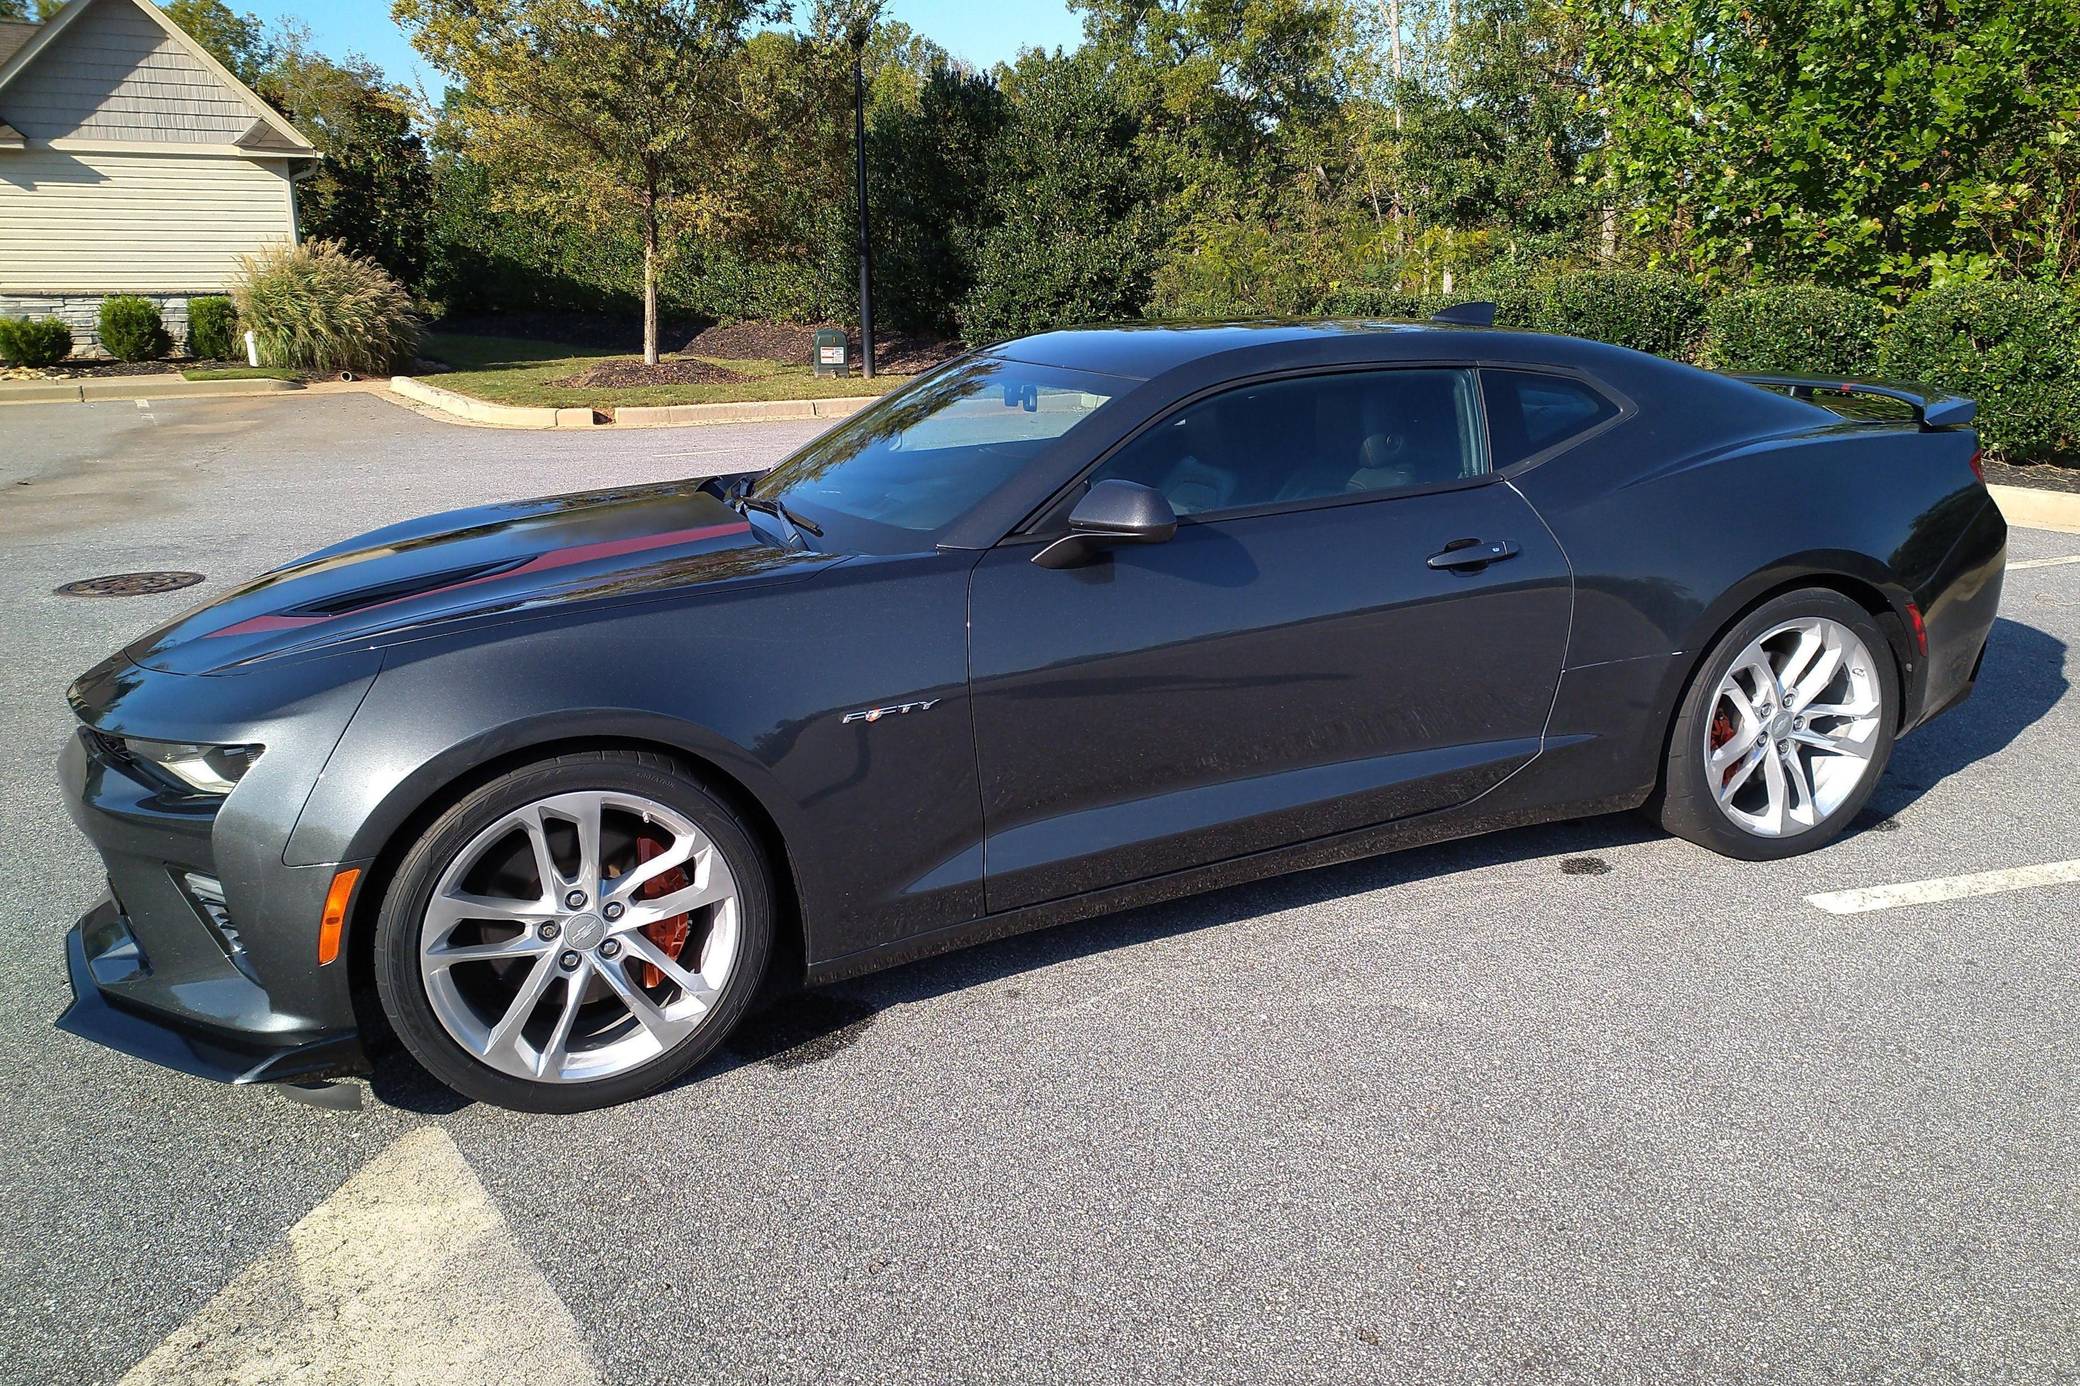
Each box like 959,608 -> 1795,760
1768,711 -> 1794,741
565,913 -> 606,951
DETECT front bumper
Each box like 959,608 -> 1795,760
60,898 -> 367,1084
55,722 -> 373,1087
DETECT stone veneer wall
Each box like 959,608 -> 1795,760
0,292 -> 202,359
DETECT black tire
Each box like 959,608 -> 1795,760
1649,587 -> 1899,861
373,749 -> 772,1112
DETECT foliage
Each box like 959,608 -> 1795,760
1572,0 -> 2080,297
160,0 -> 273,87
1881,281 -> 2080,460
264,35 -> 433,285
187,295 -> 239,360
98,296 -> 171,362
957,47 -> 1162,341
1703,286 -> 1886,377
0,315 -> 72,367
395,0 -> 786,364
232,239 -> 421,374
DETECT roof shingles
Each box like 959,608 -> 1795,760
0,20 -> 37,70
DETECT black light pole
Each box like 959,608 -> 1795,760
849,25 -> 875,380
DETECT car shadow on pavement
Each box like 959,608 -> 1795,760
370,616 -> 2067,1107
681,810 -> 1671,1086
1868,615 -> 2065,820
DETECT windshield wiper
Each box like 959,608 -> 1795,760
732,493 -> 822,544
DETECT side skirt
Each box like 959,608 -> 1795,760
804,786 -> 1648,987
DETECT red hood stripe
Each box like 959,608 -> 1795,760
206,521 -> 752,640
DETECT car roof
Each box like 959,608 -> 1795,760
983,319 -> 1602,381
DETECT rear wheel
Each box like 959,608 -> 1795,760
374,750 -> 771,1112
1650,588 -> 1898,861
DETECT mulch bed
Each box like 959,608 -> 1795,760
20,359 -> 194,379
434,309 -> 708,351
553,357 -> 749,389
1983,458 -> 2080,494
682,321 -> 960,376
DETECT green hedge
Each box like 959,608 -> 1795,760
0,315 -> 72,367
1880,281 -> 2080,461
1704,284 -> 1885,376
98,295 -> 170,362
187,296 -> 238,361
1533,269 -> 1706,360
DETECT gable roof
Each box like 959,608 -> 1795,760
0,0 -> 314,154
0,20 -> 35,69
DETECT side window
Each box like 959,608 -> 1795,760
1084,369 -> 1487,518
1484,370 -> 1619,469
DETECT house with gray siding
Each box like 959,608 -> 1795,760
0,0 -> 316,356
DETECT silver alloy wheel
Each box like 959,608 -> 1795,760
418,790 -> 741,1083
1705,616 -> 1882,838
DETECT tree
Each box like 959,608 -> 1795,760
265,32 -> 433,284
395,0 -> 785,364
160,0 -> 272,86
959,47 -> 1162,339
0,0 -> 66,21
1571,0 -> 2080,295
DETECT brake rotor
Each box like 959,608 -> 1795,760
633,834 -> 694,988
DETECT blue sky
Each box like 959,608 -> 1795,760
235,1 -> 1086,98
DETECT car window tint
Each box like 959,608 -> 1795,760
754,356 -> 1123,552
1086,369 -> 1487,517
1484,371 -> 1618,468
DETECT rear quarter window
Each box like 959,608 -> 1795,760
1484,371 -> 1620,468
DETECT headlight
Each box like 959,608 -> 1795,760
118,738 -> 263,795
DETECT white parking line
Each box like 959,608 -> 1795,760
1807,859 -> 2080,915
2008,554 -> 2080,571
119,1127 -> 602,1385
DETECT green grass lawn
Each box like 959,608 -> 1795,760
418,333 -> 910,410
182,366 -> 302,383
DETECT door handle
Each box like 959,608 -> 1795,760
1427,538 -> 1520,571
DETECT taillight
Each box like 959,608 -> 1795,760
1906,601 -> 1929,656
1968,449 -> 1985,483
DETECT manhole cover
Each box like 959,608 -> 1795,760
55,571 -> 205,598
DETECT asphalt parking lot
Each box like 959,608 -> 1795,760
2,392 -> 2076,1384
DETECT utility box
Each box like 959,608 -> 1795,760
812,328 -> 849,378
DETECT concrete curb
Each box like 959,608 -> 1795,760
389,375 -> 597,430
1988,483 -> 2080,536
0,374 -> 303,405
611,396 -> 877,428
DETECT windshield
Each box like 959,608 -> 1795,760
751,356 -> 1125,552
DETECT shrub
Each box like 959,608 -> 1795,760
187,295 -> 239,361
0,315 -> 73,367
232,239 -> 421,375
98,295 -> 170,362
1531,269 -> 1707,360
1703,285 -> 1886,377
1881,281 -> 2080,461
1316,285 -> 1453,319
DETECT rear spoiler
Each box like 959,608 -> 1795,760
1735,373 -> 1977,431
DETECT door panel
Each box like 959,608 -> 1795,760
968,482 -> 1572,912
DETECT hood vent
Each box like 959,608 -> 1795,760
282,558 -> 532,618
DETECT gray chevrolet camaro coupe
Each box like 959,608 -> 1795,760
56,314 -> 2006,1111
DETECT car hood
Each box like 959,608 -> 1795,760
125,482 -> 836,674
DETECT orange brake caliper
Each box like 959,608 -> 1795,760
633,835 -> 693,988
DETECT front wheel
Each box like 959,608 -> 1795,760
1650,588 -> 1899,861
373,750 -> 772,1112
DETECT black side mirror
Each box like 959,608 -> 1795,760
1032,479 -> 1178,569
